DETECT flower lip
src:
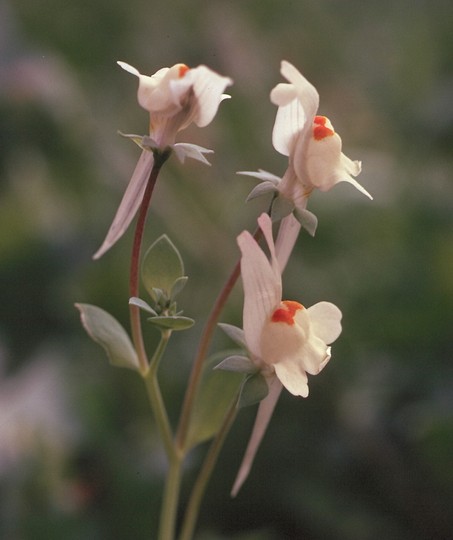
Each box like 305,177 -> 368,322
178,64 -> 190,77
313,115 -> 335,140
271,300 -> 304,325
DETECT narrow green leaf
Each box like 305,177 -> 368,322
271,195 -> 294,221
185,350 -> 244,451
142,235 -> 184,298
147,315 -> 195,331
170,276 -> 188,301
129,296 -> 158,316
294,208 -> 318,237
218,323 -> 247,349
151,287 -> 164,304
76,303 -> 139,371
238,372 -> 269,408
246,181 -> 278,202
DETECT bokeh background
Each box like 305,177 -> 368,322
1,0 -> 452,538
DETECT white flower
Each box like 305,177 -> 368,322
272,60 -> 372,200
231,212 -> 342,495
240,61 -> 371,232
238,212 -> 342,397
93,62 -> 232,259
118,61 -> 232,149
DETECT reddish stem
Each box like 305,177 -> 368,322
129,156 -> 168,373
176,226 -> 263,451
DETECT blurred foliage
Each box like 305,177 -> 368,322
0,0 -> 452,539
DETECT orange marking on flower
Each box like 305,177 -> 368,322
271,300 -> 304,325
314,116 -> 328,126
178,64 -> 190,78
313,115 -> 334,140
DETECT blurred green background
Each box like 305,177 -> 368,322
1,0 -> 452,538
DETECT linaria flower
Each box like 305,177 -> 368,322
93,62 -> 232,259
231,213 -> 342,495
241,61 -> 372,235
239,212 -> 342,397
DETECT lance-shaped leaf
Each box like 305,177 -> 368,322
218,322 -> 247,349
76,303 -> 139,371
270,195 -> 294,222
294,207 -> 318,237
129,296 -> 158,316
185,350 -> 244,451
142,235 -> 185,300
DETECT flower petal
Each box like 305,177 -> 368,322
271,97 -> 306,156
270,82 -> 299,106
185,66 -> 233,128
154,65 -> 192,112
257,213 -> 281,278
93,149 -> 154,259
298,334 -> 332,376
231,376 -> 283,497
273,359 -> 309,397
300,129 -> 372,199
280,61 -> 319,121
275,213 -> 302,272
237,214 -> 281,359
271,61 -> 319,156
261,307 -> 330,383
306,301 -> 342,344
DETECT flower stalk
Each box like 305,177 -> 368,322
175,225 -> 263,453
178,399 -> 239,540
129,151 -> 170,373
143,329 -> 174,458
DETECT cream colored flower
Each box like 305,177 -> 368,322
240,61 -> 371,237
118,61 -> 232,149
93,62 -> 232,259
271,61 -> 372,200
231,213 -> 342,496
238,213 -> 342,398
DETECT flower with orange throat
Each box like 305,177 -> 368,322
94,62 -> 232,259
241,61 -> 371,236
230,212 -> 342,495
238,213 -> 342,398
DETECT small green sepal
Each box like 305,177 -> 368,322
237,372 -> 269,408
270,195 -> 295,222
218,323 -> 247,349
294,208 -> 318,236
246,181 -> 278,202
129,296 -> 158,316
214,355 -> 257,374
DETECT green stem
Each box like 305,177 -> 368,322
159,452 -> 184,540
175,226 -> 263,452
178,400 -> 238,540
143,330 -> 174,458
